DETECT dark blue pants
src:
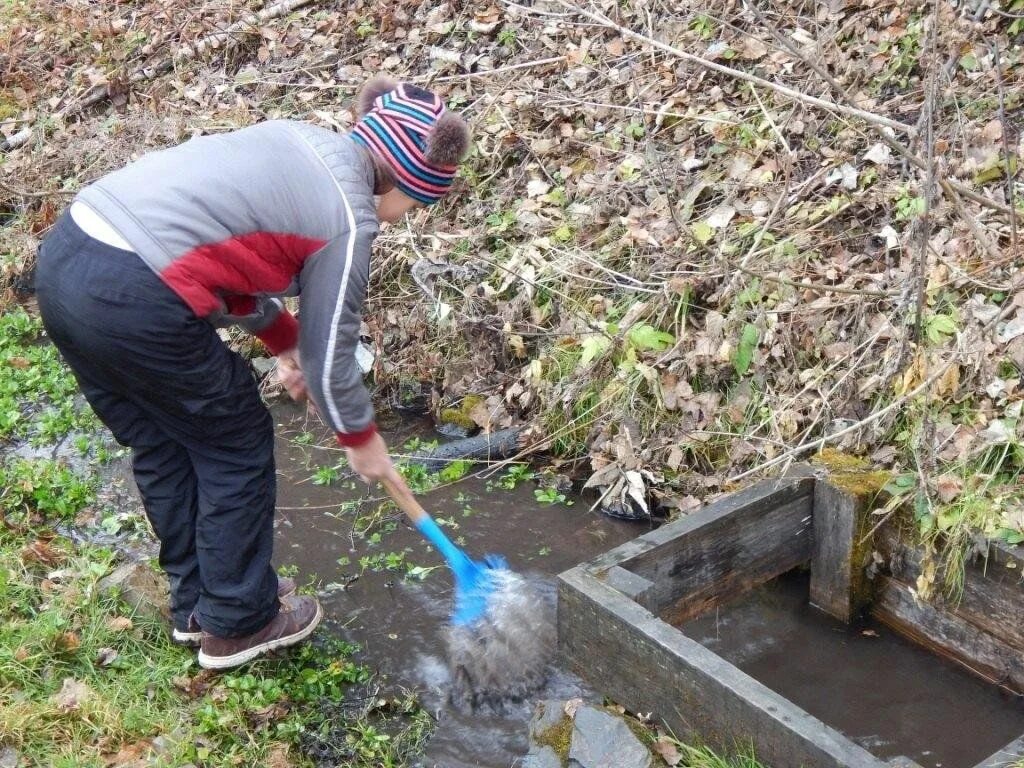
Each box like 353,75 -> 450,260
35,213 -> 279,638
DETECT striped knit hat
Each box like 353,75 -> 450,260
351,78 -> 470,205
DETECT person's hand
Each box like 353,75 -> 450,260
276,348 -> 308,402
346,432 -> 396,483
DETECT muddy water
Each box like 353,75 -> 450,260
269,404 -> 642,768
682,570 -> 1024,768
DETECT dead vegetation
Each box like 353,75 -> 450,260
2,0 -> 1024,544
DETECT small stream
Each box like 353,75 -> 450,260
269,404 -> 642,768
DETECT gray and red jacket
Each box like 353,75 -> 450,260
75,120 -> 380,446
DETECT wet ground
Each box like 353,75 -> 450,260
270,404 -> 643,768
682,570 -> 1024,768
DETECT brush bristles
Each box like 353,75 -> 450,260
446,570 -> 555,711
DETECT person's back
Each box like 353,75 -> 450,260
76,120 -> 377,323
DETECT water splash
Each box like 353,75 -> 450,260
445,569 -> 556,711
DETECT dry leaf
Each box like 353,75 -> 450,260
934,475 -> 963,503
652,736 -> 683,766
21,538 -> 63,566
705,204 -> 736,229
102,739 -> 152,768
106,617 -> 133,633
564,697 -> 583,718
96,647 -> 119,667
526,179 -> 551,198
54,631 -> 81,654
53,677 -> 92,712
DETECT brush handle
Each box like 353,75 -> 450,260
381,474 -> 429,524
380,475 -> 468,567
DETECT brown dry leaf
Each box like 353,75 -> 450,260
605,37 -> 624,56
8,356 -> 30,369
473,5 -> 501,24
102,739 -> 152,767
739,36 -> 768,60
14,646 -> 30,662
53,677 -> 92,712
652,736 -> 683,766
106,616 -> 133,633
96,647 -> 119,667
54,631 -> 81,654
172,669 -> 218,698
267,743 -> 295,768
20,538 -> 63,567
934,475 -> 963,503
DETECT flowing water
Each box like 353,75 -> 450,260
681,570 -> 1024,768
269,404 -> 642,768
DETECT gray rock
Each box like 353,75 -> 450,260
151,726 -> 185,755
522,745 -> 563,768
98,561 -> 170,625
0,746 -> 18,768
567,705 -> 652,768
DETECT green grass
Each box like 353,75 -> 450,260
0,307 -> 97,443
0,300 -> 432,766
673,744 -> 767,767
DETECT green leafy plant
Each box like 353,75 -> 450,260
312,464 -> 341,485
733,323 -> 760,376
496,464 -> 535,490
535,487 -> 573,506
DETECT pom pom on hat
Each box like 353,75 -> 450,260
425,112 -> 470,167
351,79 -> 470,205
357,75 -> 397,118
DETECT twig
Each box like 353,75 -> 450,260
911,13 -> 938,345
417,55 -> 566,84
728,357 -> 954,482
731,262 -> 1024,484
544,0 -> 915,134
731,264 -> 900,298
993,39 -> 1019,257
0,127 -> 32,152
0,180 -> 75,199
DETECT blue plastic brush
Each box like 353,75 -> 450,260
381,475 -> 554,706
382,475 -> 504,625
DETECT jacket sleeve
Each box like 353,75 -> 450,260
298,223 -> 379,447
222,296 -> 299,355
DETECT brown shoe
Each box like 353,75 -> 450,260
172,576 -> 299,647
197,594 -> 322,670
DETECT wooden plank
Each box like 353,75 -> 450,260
877,525 -> 1024,655
615,477 -> 814,622
601,565 -> 656,609
974,734 -> 1024,767
872,576 -> 1024,693
558,565 -> 888,768
810,479 -> 875,623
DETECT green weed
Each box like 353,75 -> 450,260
535,486 -> 573,506
0,308 -> 97,442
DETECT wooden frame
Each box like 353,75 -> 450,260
557,475 -> 1024,768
